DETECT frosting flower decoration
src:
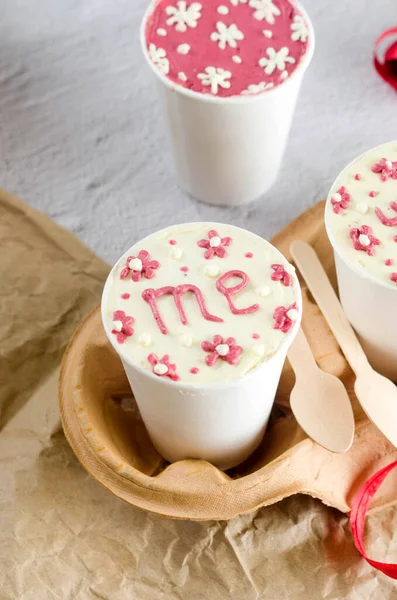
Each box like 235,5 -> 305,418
271,264 -> 292,286
202,335 -> 243,366
391,273 -> 397,284
120,250 -> 160,282
331,186 -> 351,214
273,302 -> 299,334
148,353 -> 180,381
349,225 -> 381,256
375,201 -> 397,227
197,67 -> 232,95
148,44 -> 170,75
259,47 -> 295,74
241,82 -> 274,95
165,1 -> 202,32
197,229 -> 232,259
111,310 -> 135,344
249,0 -> 281,24
372,158 -> 397,182
290,15 -> 309,42
210,22 -> 244,50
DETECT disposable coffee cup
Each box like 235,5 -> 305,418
140,0 -> 314,207
101,222 -> 302,469
325,141 -> 397,381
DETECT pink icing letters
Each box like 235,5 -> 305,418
142,285 -> 223,334
375,201 -> 397,227
216,270 -> 260,315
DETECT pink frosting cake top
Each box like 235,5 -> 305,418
144,0 -> 311,98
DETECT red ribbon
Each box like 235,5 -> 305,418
350,460 -> 397,578
374,27 -> 397,92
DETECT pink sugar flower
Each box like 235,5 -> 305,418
375,201 -> 397,227
331,186 -> 351,214
120,249 -> 160,282
201,334 -> 243,367
273,302 -> 299,334
391,273 -> 397,284
349,225 -> 381,256
372,158 -> 397,182
111,310 -> 134,344
271,264 -> 292,286
197,229 -> 232,259
148,353 -> 180,381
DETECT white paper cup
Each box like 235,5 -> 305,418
113,339 -> 297,470
330,251 -> 397,380
325,145 -> 397,381
140,4 -> 315,207
101,231 -> 302,470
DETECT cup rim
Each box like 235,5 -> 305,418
324,140 -> 397,292
140,0 -> 315,106
101,222 -> 303,391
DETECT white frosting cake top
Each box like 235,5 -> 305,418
325,141 -> 397,289
102,223 -> 300,384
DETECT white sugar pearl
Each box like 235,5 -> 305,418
154,363 -> 168,376
356,203 -> 369,214
112,320 -> 123,332
156,28 -> 167,36
256,286 -> 271,297
287,308 -> 299,321
332,192 -> 342,202
232,55 -> 242,64
210,236 -> 221,248
263,30 -> 272,38
217,5 -> 229,14
129,257 -> 143,271
204,264 -> 220,277
216,344 -> 229,357
252,344 -> 266,357
138,332 -> 152,347
386,160 -> 393,169
178,72 -> 187,81
281,71 -> 288,80
170,247 -> 183,260
179,334 -> 193,348
359,234 -> 371,247
177,43 -> 190,55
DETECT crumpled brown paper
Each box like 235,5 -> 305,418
1,189 -> 397,598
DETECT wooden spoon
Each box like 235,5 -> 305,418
288,328 -> 355,453
291,240 -> 397,448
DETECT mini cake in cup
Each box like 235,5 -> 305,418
325,141 -> 397,381
141,0 -> 314,207
101,223 -> 302,469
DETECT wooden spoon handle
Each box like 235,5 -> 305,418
290,241 -> 369,375
288,327 -> 318,373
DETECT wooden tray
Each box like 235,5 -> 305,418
59,202 -> 397,520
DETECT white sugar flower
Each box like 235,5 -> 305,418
166,1 -> 202,32
210,21 -> 244,50
197,66 -> 232,95
249,0 -> 281,24
230,0 -> 248,4
258,47 -> 295,74
241,81 -> 274,95
149,44 -> 170,75
290,15 -> 309,42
